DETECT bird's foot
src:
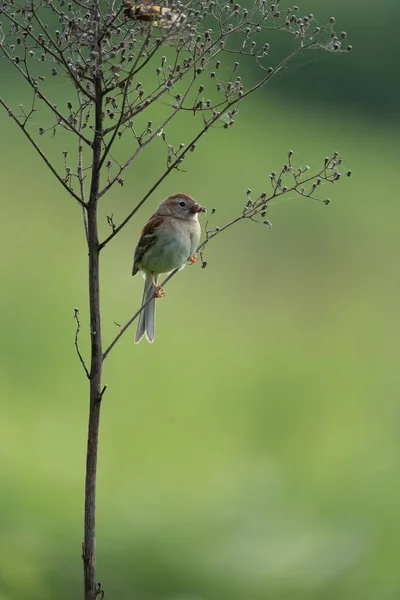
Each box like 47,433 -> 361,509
153,285 -> 165,298
189,253 -> 198,265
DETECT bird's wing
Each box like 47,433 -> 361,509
132,215 -> 165,276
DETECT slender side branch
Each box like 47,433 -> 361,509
74,308 -> 90,378
77,90 -> 89,244
0,97 -> 87,207
98,74 -> 199,203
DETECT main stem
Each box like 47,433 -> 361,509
83,61 -> 103,599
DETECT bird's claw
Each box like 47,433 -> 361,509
153,285 -> 165,298
189,253 -> 198,265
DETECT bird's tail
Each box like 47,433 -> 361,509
135,272 -> 156,344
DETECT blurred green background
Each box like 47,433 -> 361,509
1,1 -> 399,599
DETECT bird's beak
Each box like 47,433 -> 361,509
191,203 -> 206,214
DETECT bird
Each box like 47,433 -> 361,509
132,193 -> 206,343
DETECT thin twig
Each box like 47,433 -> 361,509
74,308 -> 90,378
0,42 -> 94,142
77,90 -> 89,244
0,97 -> 87,207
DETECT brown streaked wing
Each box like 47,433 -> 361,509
132,215 -> 164,276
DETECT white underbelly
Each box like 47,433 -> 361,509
142,235 -> 192,274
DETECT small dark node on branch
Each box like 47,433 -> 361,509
96,582 -> 105,599
199,250 -> 208,269
204,206 -> 216,237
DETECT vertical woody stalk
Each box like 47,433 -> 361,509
82,15 -> 104,599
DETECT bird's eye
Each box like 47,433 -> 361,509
179,201 -> 186,207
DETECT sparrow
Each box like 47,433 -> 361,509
132,193 -> 206,343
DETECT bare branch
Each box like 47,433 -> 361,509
74,308 -> 90,378
77,90 -> 89,244
0,44 -> 93,146
0,97 -> 87,207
